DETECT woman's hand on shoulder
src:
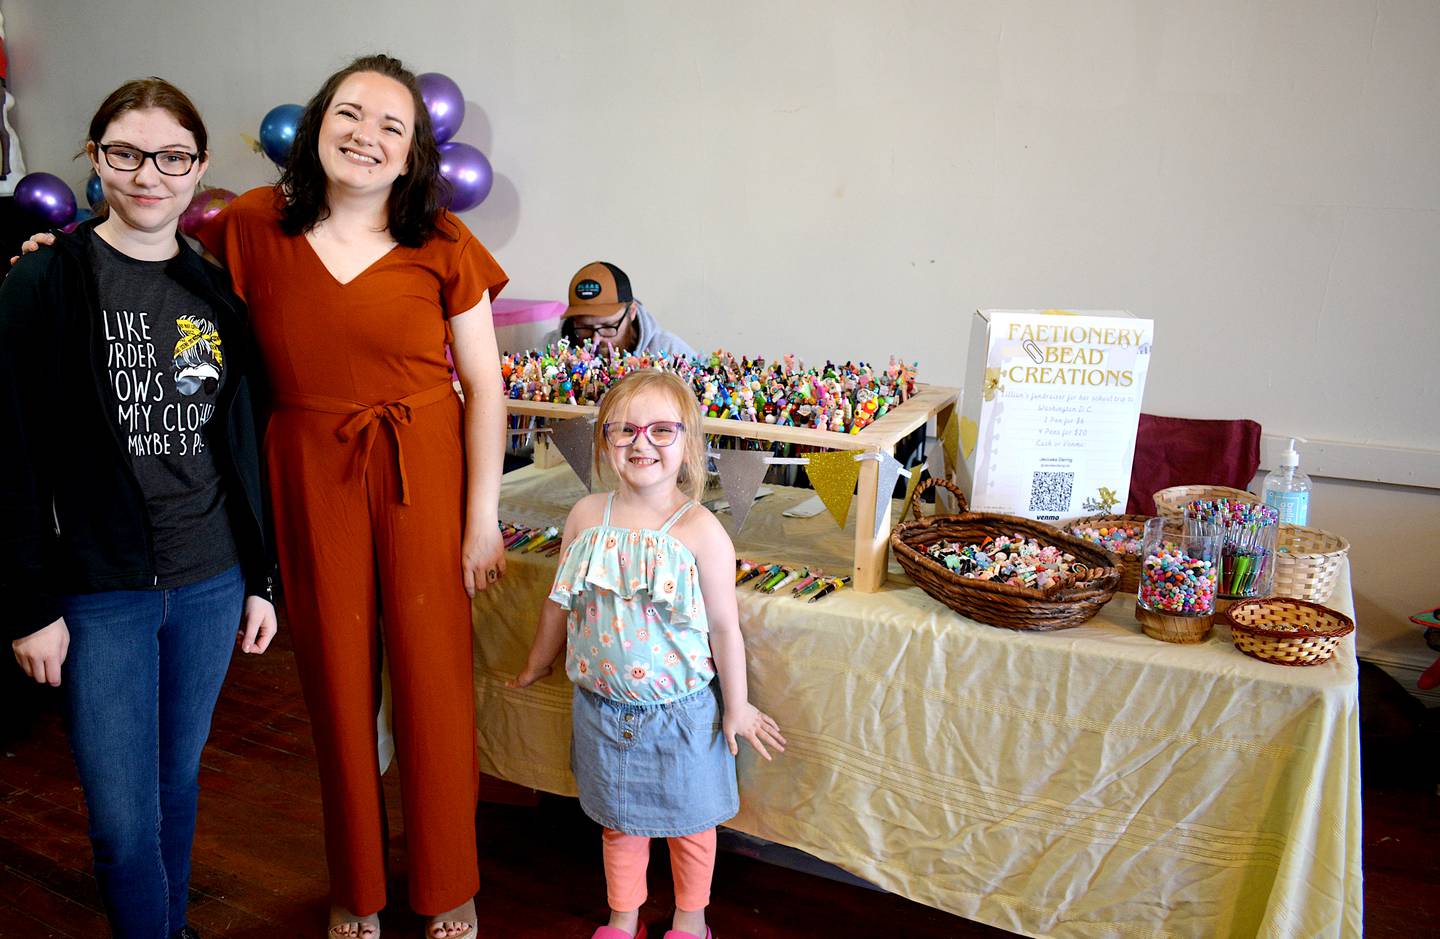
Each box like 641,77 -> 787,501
723,700 -> 786,760
11,617 -> 70,686
10,231 -> 57,267
238,596 -> 278,654
463,522 -> 507,597
9,231 -> 56,267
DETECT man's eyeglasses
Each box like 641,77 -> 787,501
567,304 -> 632,340
603,421 -> 685,448
97,143 -> 200,176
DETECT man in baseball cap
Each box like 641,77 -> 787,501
543,261 -> 696,358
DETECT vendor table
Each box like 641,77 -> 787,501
473,465 -> 1362,939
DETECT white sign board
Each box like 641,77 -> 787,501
957,309 -> 1153,521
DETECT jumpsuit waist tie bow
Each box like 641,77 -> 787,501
272,380 -> 457,506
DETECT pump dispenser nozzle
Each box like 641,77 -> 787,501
1278,436 -> 1308,468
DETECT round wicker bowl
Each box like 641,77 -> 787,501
1273,525 -> 1350,603
891,479 -> 1122,631
1224,597 -> 1354,666
1152,485 -> 1259,523
1062,513 -> 1151,594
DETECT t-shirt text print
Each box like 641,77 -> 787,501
102,306 -> 222,457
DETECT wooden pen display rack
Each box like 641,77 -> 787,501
506,383 -> 960,593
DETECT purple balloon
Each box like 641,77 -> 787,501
419,72 -> 466,143
438,142 -> 493,213
15,172 -> 78,227
179,187 -> 238,237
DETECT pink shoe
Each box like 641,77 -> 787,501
661,930 -> 710,939
591,925 -> 647,939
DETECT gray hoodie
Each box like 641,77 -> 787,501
541,301 -> 697,359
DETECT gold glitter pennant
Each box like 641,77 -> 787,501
902,462 -> 926,514
941,411 -> 960,477
959,416 -> 979,460
808,451 -> 861,529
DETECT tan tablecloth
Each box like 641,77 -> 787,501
473,465 -> 1361,939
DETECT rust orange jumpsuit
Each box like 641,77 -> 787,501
200,187 -> 507,915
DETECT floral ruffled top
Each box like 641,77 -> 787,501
549,494 -> 715,704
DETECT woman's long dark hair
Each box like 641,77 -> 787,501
278,54 -> 452,247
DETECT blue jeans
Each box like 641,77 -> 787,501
61,564 -> 242,939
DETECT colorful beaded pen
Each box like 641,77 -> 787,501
807,576 -> 852,603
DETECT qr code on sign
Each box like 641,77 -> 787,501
1028,472 -> 1074,512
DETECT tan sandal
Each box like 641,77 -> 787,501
426,921 -> 475,939
327,911 -> 380,939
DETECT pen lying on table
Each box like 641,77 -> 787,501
807,576 -> 852,602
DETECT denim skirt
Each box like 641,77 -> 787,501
571,682 -> 739,837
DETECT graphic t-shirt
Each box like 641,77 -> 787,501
88,230 -> 238,587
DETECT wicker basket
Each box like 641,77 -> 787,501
1224,597 -> 1354,666
1273,525 -> 1350,603
1152,485 -> 1259,523
1062,513 -> 1151,594
891,479 -> 1122,631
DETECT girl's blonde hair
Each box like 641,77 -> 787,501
594,369 -> 706,502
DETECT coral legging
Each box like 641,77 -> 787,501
603,827 -> 717,912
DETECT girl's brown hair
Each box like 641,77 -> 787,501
87,77 -> 208,155
593,370 -> 707,502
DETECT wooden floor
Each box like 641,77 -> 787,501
1,629 -> 1435,939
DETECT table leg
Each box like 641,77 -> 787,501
852,447 -> 893,592
534,432 -> 566,469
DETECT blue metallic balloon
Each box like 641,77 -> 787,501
15,172 -> 78,227
438,142 -> 493,212
259,103 -> 305,166
86,173 -> 103,208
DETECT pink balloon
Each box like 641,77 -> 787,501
179,187 -> 238,237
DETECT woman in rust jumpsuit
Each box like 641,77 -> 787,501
200,55 -> 506,939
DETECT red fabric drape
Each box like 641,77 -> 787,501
1127,414 -> 1262,514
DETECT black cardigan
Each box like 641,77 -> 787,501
0,220 -> 274,640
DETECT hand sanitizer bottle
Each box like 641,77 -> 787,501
1263,437 -> 1311,525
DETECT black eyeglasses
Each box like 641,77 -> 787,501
97,143 -> 200,176
603,421 -> 685,448
567,304 -> 632,340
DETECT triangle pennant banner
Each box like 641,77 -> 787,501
959,415 -> 979,461
870,452 -> 904,539
808,450 -> 861,529
901,463 -> 927,521
926,437 -> 958,513
716,450 -> 771,534
927,433 -> 946,482
550,416 -> 595,490
941,411 -> 960,478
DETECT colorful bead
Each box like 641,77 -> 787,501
498,342 -> 918,435
923,534 -> 1079,589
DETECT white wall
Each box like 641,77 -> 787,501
6,0 -> 1437,687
